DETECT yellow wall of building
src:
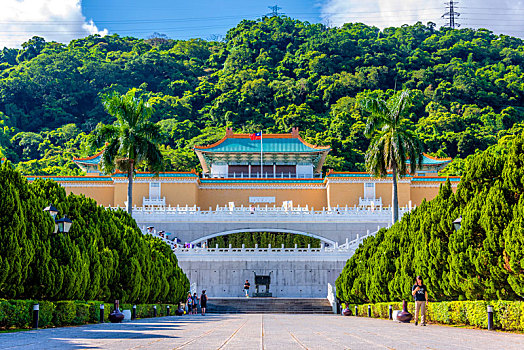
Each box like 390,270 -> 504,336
63,185 -> 115,207
163,182 -> 199,207
48,176 -> 458,210
410,183 -> 457,206
326,182 -> 363,207
113,182 -> 150,208
375,182 -> 412,207
197,187 -> 327,209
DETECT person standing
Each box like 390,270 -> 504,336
411,275 -> 429,326
200,290 -> 207,316
192,292 -> 199,315
244,280 -> 250,298
187,293 -> 193,315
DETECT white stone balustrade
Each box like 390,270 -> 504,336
142,196 -> 166,206
122,204 -> 412,224
141,226 -> 378,256
358,197 -> 383,207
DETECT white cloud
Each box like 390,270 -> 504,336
0,0 -> 107,48
320,0 -> 524,38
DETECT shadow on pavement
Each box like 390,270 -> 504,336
0,315 -> 241,350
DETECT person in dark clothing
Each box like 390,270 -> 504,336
411,275 -> 429,326
192,293 -> 199,314
244,280 -> 250,298
200,290 -> 207,316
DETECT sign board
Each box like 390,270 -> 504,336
249,196 -> 275,203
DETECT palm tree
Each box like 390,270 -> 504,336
360,90 -> 423,224
91,89 -> 163,215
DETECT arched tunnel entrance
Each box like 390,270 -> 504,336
190,228 -> 336,247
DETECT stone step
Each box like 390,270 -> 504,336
205,298 -> 333,314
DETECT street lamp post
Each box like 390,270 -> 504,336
56,216 -> 73,233
43,204 -> 73,234
453,216 -> 462,231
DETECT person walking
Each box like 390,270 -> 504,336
411,275 -> 429,326
192,292 -> 199,314
244,280 -> 250,298
200,290 -> 207,316
187,293 -> 193,315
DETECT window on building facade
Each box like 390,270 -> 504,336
364,183 -> 375,199
149,182 -> 161,199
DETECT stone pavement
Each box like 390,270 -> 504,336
1,314 -> 523,350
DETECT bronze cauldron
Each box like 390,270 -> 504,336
396,300 -> 413,323
108,300 -> 125,323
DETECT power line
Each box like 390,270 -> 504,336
442,1 -> 460,29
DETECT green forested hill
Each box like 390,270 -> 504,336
1,17 -> 524,175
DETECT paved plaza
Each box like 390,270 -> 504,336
1,314 -> 523,350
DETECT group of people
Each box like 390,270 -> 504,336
186,290 -> 208,315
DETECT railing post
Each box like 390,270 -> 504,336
32,304 -> 39,329
487,305 -> 494,330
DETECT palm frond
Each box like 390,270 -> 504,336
359,97 -> 389,137
388,90 -> 412,124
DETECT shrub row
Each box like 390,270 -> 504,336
0,299 -> 178,330
342,301 -> 524,331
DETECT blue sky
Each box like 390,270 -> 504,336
81,0 -> 322,40
0,1 -> 523,48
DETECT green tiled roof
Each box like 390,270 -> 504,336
327,173 -> 409,178
407,154 -> 451,166
112,172 -> 198,178
27,176 -> 113,182
412,177 -> 460,182
197,138 -> 329,153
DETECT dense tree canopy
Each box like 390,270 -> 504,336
1,17 -> 524,175
0,162 -> 189,303
336,133 -> 524,303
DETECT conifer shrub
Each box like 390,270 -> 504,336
0,163 -> 189,304
337,134 -> 524,304
73,303 -> 91,325
0,300 -> 32,328
53,301 -> 77,326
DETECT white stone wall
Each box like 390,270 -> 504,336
178,257 -> 347,298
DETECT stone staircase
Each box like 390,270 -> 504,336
206,298 -> 334,314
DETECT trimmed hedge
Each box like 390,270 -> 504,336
344,301 -> 524,331
0,299 -> 178,330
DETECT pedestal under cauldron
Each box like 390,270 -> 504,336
252,271 -> 272,297
396,300 -> 413,323
108,300 -> 125,323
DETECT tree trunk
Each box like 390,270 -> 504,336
391,163 -> 399,224
127,160 -> 134,215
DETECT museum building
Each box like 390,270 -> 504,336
26,128 -> 458,209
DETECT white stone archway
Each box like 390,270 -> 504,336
190,228 -> 337,246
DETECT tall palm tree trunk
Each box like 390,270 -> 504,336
127,160 -> 134,215
391,163 -> 399,224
